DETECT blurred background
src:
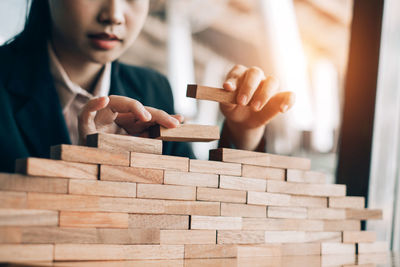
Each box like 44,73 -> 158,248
1,0 -> 399,251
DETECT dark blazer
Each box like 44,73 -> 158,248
0,39 -> 194,173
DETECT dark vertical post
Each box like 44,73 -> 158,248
336,0 -> 384,200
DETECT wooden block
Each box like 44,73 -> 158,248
0,227 -> 22,243
329,196 -> 365,209
98,197 -> 165,214
357,254 -> 388,265
0,173 -> 68,194
15,158 -> 98,180
221,203 -> 266,218
186,84 -> 237,104
164,200 -> 220,216
184,244 -> 237,259
131,152 -> 189,171
290,195 -> 328,208
86,132 -> 162,154
308,208 -> 346,220
69,179 -> 136,198
323,220 -> 361,231
267,206 -> 307,219
0,191 -> 26,209
281,243 -> 321,256
209,148 -> 311,170
0,209 -> 58,226
357,241 -> 389,254
100,165 -> 164,184
149,124 -> 220,142
264,231 -> 341,243
137,184 -> 196,201
266,180 -> 346,197
54,244 -> 184,260
286,169 -> 326,184
237,244 -> 281,257
242,165 -> 285,180
59,211 -> 128,228
191,215 -> 242,230
321,254 -> 356,266
129,214 -> 189,229
247,191 -> 291,206
346,209 -> 383,220
219,175 -> 266,192
190,160 -> 241,176
197,187 -> 246,203
342,231 -> 376,243
164,171 -> 218,188
242,218 -> 324,231
160,230 -> 216,244
0,244 -> 54,262
321,242 -> 355,255
51,144 -> 129,166
96,228 -> 160,244
217,230 -> 265,244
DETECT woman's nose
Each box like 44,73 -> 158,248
98,0 -> 125,26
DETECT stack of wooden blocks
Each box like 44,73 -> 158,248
0,85 -> 388,264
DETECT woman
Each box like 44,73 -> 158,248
0,0 -> 295,173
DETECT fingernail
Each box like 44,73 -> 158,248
225,81 -> 235,90
280,104 -> 289,113
252,101 -> 261,111
144,110 -> 152,120
239,95 -> 248,105
170,117 -> 180,126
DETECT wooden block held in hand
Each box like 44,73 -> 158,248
191,215 -> 242,230
190,159 -> 241,176
346,209 -> 383,220
187,84 -> 237,104
184,244 -> 237,259
164,171 -> 218,188
219,175 -> 266,192
242,165 -> 285,180
197,187 -> 246,203
149,124 -> 220,142
100,165 -> 164,184
137,184 -> 196,201
0,209 -> 58,226
69,179 -> 136,198
51,144 -> 129,166
129,214 -> 189,229
160,230 -> 216,244
209,148 -> 311,170
0,244 -> 54,262
131,152 -> 189,171
16,158 -> 98,180
221,203 -> 266,218
329,196 -> 365,209
60,211 -> 128,228
217,230 -> 265,244
267,206 -> 307,219
87,132 -> 162,154
0,173 -> 68,194
321,242 -> 355,255
286,169 -> 326,184
342,231 -> 376,243
266,180 -> 346,197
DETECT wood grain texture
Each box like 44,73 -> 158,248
129,214 -> 189,229
86,132 -> 162,154
289,195 -> 328,208
286,169 -> 326,184
69,179 -> 136,198
0,191 -> 26,209
209,148 -> 311,170
329,196 -> 365,209
342,231 -> 376,243
15,158 -> 98,180
241,165 -> 285,180
148,124 -> 220,142
357,241 -> 389,254
264,231 -> 341,243
0,173 -> 68,194
346,209 -> 383,220
323,220 -> 361,231
267,206 -> 307,219
266,180 -> 346,197
51,144 -> 129,166
308,208 -> 346,220
164,200 -> 220,216
321,243 -> 355,255
0,227 -> 22,243
191,215 -> 242,230
186,84 -> 237,104
100,165 -> 164,184
221,203 -> 266,218
184,244 -> 237,259
130,152 -> 189,171
242,218 -> 324,231
160,230 -> 216,245
0,209 -> 58,226
219,175 -> 266,192
59,211 -> 128,228
247,191 -> 291,206
54,244 -> 184,260
217,230 -> 265,244
197,187 -> 246,203
164,171 -> 218,188
237,244 -> 282,257
189,160 -> 241,176
281,243 -> 321,256
0,244 -> 54,262
137,184 -> 196,201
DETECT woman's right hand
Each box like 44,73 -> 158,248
78,95 -> 184,145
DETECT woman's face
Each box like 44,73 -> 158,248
48,0 -> 149,64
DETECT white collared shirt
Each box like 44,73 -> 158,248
48,42 -> 112,145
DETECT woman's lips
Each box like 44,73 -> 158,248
88,33 -> 122,50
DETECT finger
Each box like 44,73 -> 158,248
145,107 -> 180,128
171,114 -> 185,123
108,95 -> 152,122
253,91 -> 296,125
78,96 -> 109,134
236,66 -> 265,106
249,75 -> 280,111
223,64 -> 247,92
